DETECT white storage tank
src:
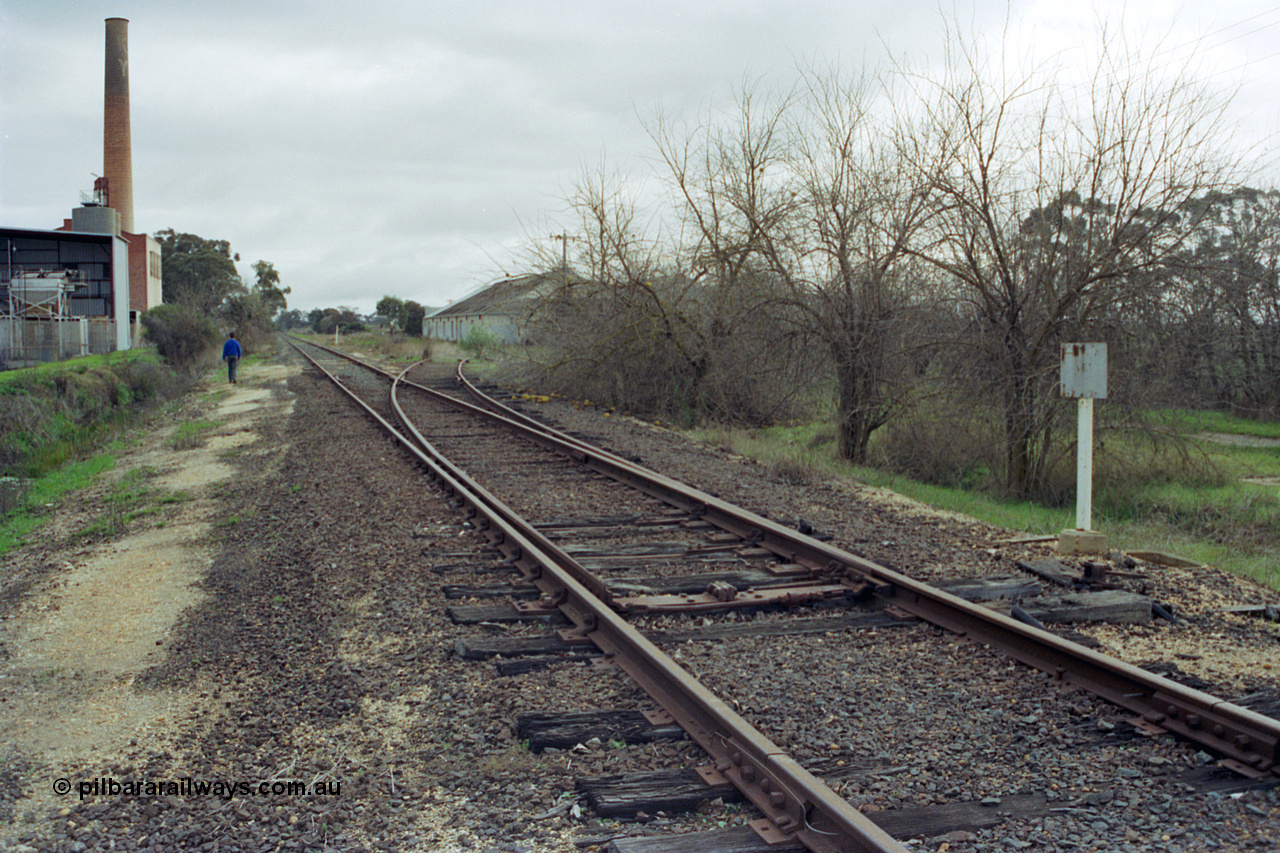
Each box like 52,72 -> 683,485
11,271 -> 76,318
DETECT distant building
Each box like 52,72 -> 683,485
423,270 -> 574,343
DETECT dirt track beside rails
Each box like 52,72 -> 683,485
0,346 -> 1277,852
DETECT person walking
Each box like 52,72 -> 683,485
221,332 -> 242,384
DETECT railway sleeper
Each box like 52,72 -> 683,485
516,710 -> 688,752
595,791 -> 1056,852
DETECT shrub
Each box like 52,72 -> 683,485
141,304 -> 219,368
117,359 -> 189,405
460,326 -> 500,360
871,407 -> 999,493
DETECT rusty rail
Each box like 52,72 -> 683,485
291,336 -> 1280,780
287,338 -> 905,853
448,362 -> 1280,781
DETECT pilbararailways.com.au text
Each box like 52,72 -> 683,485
58,777 -> 341,801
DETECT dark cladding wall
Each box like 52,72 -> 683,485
2,230 -> 118,318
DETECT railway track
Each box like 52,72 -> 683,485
286,335 -> 1279,851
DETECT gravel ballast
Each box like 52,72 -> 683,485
0,347 -> 1276,852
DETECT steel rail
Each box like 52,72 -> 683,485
289,335 -> 1280,778
287,338 -> 905,853
385,365 -> 904,853
446,363 -> 1280,780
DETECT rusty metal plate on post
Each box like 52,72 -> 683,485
1061,342 -> 1108,399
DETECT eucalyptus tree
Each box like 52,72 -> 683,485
1167,187 -> 1280,413
154,229 -> 243,314
375,295 -> 406,330
251,260 -> 290,320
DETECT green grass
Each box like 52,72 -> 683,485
169,419 -> 221,450
700,422 -> 1076,534
0,453 -> 117,554
1156,408 -> 1280,440
690,411 -> 1280,592
0,348 -> 161,392
1188,437 -> 1280,480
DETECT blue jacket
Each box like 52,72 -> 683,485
222,339 -> 242,360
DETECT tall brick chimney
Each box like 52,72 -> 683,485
103,17 -> 134,234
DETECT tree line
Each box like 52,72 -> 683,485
141,229 -> 289,365
274,296 -> 427,337
519,31 -> 1277,501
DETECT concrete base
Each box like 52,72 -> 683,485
1058,528 -> 1108,556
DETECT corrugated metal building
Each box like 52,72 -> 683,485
1,227 -> 131,366
423,271 -> 573,343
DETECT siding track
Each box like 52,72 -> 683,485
287,336 -> 1279,851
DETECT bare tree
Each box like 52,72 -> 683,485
521,159 -> 806,423
648,72 -> 933,461
783,65 -> 940,461
901,24 -> 1240,497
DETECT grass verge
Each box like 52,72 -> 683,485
0,453 -> 117,554
0,352 -> 206,557
691,421 -> 1280,593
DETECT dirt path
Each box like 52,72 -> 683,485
0,359 -> 298,836
1198,431 -> 1280,448
1196,431 -> 1280,486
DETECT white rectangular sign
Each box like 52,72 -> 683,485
1061,343 -> 1107,399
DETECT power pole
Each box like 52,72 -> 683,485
551,234 -> 569,270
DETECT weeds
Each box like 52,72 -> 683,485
73,467 -> 190,540
476,743 -> 541,778
76,505 -> 127,539
768,456 -> 818,486
169,419 -> 221,450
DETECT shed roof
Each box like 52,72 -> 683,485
428,270 -> 577,318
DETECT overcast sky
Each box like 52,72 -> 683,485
3,1 -> 1279,314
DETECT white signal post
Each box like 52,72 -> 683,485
1059,343 -> 1108,554
1075,396 -> 1096,530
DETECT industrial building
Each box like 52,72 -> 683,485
0,17 -> 161,369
